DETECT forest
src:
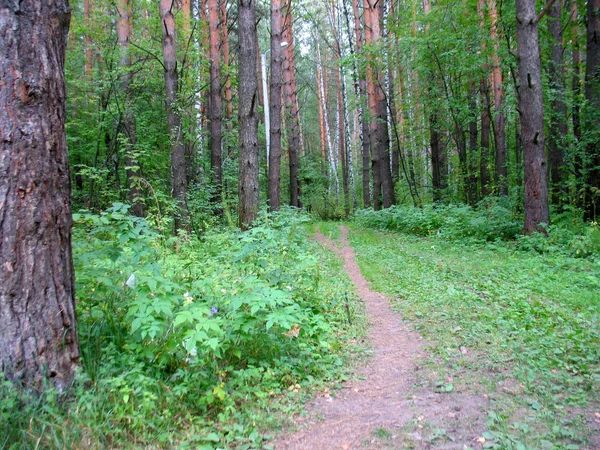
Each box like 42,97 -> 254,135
0,0 -> 599,448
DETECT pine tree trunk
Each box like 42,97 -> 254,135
221,0 -> 233,125
547,0 -> 567,206
0,0 -> 79,391
584,0 -> 600,221
516,0 -> 549,232
160,0 -> 189,232
268,0 -> 284,211
282,0 -> 302,207
489,0 -> 507,196
208,0 -> 223,199
238,0 -> 260,228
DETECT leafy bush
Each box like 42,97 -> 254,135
1,204 -> 364,448
354,199 -> 521,242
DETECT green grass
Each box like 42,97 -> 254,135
349,226 -> 599,450
0,210 -> 368,449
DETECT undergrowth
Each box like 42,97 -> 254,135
354,200 -> 600,259
350,226 -> 599,449
0,205 -> 365,449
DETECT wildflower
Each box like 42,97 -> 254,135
208,306 -> 218,317
183,292 -> 193,305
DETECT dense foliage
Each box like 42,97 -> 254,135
1,207 -> 365,448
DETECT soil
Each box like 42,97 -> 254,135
273,226 -> 488,449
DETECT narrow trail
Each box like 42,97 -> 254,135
274,226 -> 487,449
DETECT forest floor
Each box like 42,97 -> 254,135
273,226 -> 489,449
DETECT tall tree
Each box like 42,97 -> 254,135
547,0 -> 567,205
351,0 -> 371,207
584,0 -> 600,221
117,0 -> 144,217
208,0 -> 223,199
365,0 -> 394,209
489,0 -> 507,195
160,0 -> 189,232
478,0 -> 491,197
0,0 -> 79,391
238,0 -> 260,228
282,0 -> 302,207
516,0 -> 549,232
268,0 -> 284,210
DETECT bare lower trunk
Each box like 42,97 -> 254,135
160,0 -> 189,232
0,0 -> 79,391
584,0 -> 600,221
208,0 -> 223,200
489,0 -> 507,196
516,0 -> 549,232
547,0 -> 567,206
268,0 -> 284,210
352,0 -> 371,207
238,0 -> 260,228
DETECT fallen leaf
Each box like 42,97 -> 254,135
477,437 -> 486,444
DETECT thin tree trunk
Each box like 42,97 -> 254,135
584,0 -> 600,221
118,0 -> 144,217
0,0 -> 79,391
516,0 -> 549,232
547,0 -> 567,206
221,0 -> 233,125
282,1 -> 302,207
352,0 -> 371,207
489,0 -> 507,195
571,0 -> 583,207
331,0 -> 350,213
84,0 -> 93,80
316,64 -> 327,173
317,41 -> 339,196
238,0 -> 260,228
268,0 -> 284,210
208,0 -> 223,201
160,0 -> 190,232
468,82 -> 479,205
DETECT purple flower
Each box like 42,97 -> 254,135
208,306 -> 219,317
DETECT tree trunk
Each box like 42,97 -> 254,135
238,0 -> 260,228
547,0 -> 568,206
331,0 -> 350,214
516,0 -> 549,232
0,0 -> 79,391
468,82 -> 479,205
584,0 -> 600,221
571,0 -> 584,207
208,0 -> 222,200
352,0 -> 371,207
317,41 -> 339,196
221,0 -> 233,125
268,0 -> 284,211
118,0 -> 144,217
84,0 -> 94,80
489,0 -> 507,196
160,0 -> 189,232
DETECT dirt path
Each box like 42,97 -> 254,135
273,226 -> 487,449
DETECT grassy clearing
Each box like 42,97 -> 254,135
349,226 -> 599,450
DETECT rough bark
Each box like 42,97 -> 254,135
238,0 -> 260,228
584,0 -> 600,221
221,0 -> 233,124
430,114 -> 444,202
516,0 -> 550,232
365,0 -> 394,209
160,0 -> 189,232
268,0 -> 284,210
208,0 -> 223,198
280,1 -> 301,207
0,0 -> 79,391
547,0 -> 567,206
489,0 -> 507,196
352,0 -> 371,207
